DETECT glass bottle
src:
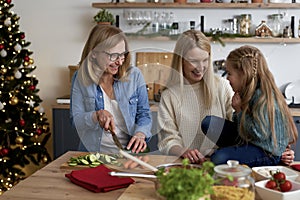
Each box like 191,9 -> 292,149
298,19 -> 300,38
239,14 -> 252,35
268,14 -> 283,37
213,160 -> 255,200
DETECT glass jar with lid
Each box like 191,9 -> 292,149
212,160 -> 255,200
239,14 -> 252,35
268,14 -> 284,37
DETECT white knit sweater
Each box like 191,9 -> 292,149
157,76 -> 233,156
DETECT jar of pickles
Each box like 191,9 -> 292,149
239,14 -> 252,35
212,160 -> 255,200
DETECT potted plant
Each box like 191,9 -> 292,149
93,8 -> 115,25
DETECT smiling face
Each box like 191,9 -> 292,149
104,40 -> 126,75
182,47 -> 209,84
226,62 -> 243,93
93,40 -> 126,76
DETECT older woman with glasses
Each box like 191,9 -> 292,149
70,25 -> 152,154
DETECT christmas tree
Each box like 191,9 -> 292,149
0,0 -> 51,194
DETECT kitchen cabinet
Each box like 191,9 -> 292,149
52,104 -> 159,159
293,116 -> 300,161
52,104 -> 80,159
92,2 -> 300,44
53,103 -> 300,160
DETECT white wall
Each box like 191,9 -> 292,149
13,0 -> 300,155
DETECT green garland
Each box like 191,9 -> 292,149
127,24 -> 253,47
204,32 -> 252,47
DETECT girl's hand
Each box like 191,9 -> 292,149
232,92 -> 242,112
182,149 -> 206,164
281,145 -> 295,166
96,110 -> 115,132
127,132 -> 147,154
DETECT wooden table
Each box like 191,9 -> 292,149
1,151 -> 300,200
0,151 -> 175,200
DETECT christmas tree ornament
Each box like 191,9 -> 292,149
29,58 -> 34,64
19,119 -> 25,126
29,85 -> 35,91
9,96 -> 18,105
0,49 -> 7,57
42,125 -> 48,131
36,128 -> 42,136
14,70 -> 22,79
15,136 -> 24,144
20,33 -> 25,39
0,44 -> 4,49
24,56 -> 29,62
0,148 -> 9,156
0,101 -> 4,110
6,0 -> 12,4
14,43 -> 22,51
1,68 -> 7,74
4,17 -> 11,26
23,61 -> 29,66
28,99 -> 35,107
38,106 -> 44,113
42,156 -> 48,163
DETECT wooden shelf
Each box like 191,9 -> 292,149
92,2 -> 300,9
126,34 -> 300,43
212,37 -> 300,43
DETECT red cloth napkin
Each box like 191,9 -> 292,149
290,164 -> 300,172
65,165 -> 134,192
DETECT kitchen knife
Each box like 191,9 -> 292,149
108,124 -> 124,150
96,112 -> 124,150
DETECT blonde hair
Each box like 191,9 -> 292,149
167,30 -> 216,108
78,25 -> 131,86
226,45 -> 297,145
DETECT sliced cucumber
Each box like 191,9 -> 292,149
67,153 -> 121,168
80,159 -> 89,165
68,162 -> 78,166
88,154 -> 98,162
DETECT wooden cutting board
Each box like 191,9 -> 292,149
60,153 -> 180,173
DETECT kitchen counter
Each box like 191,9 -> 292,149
0,151 -> 177,200
1,151 -> 300,200
290,108 -> 300,117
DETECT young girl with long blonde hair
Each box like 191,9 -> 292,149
202,45 -> 298,167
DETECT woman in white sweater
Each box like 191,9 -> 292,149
157,30 -> 233,163
157,30 -> 295,165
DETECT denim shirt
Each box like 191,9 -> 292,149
70,66 -> 152,152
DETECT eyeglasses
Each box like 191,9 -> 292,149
103,51 -> 128,62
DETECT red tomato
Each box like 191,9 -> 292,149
265,180 -> 277,190
280,180 -> 292,192
273,172 -> 286,182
